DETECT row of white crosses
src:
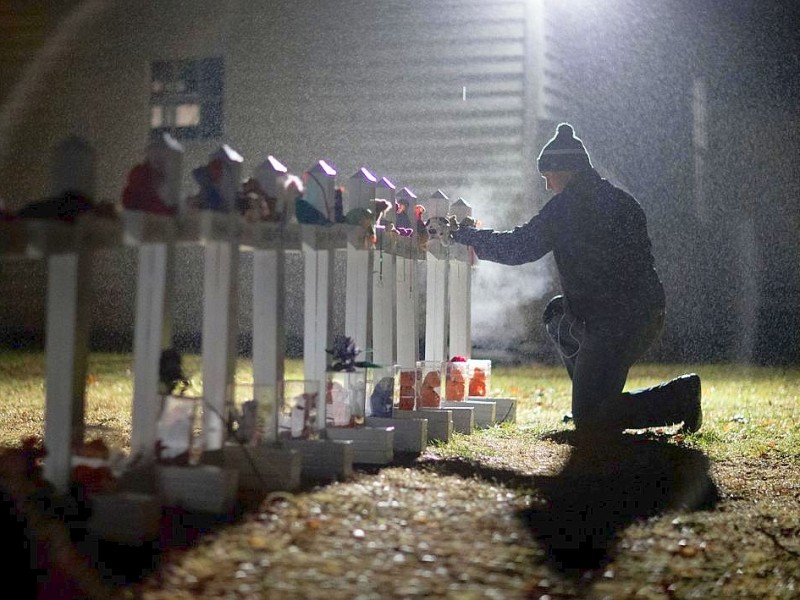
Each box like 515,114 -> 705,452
2,134 -> 473,493
423,190 -> 474,363
294,159 -> 474,434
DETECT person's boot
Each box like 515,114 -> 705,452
675,373 -> 702,433
610,373 -> 703,432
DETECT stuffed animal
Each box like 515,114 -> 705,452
344,198 -> 393,248
414,204 -> 429,249
159,347 -> 189,396
276,173 -> 304,224
425,215 -> 453,245
395,197 -> 413,230
122,160 -> 176,215
228,399 -> 259,444
237,177 -> 277,223
121,140 -> 179,216
188,147 -> 242,213
188,159 -> 228,211
369,376 -> 395,418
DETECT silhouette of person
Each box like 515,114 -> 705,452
452,123 -> 701,437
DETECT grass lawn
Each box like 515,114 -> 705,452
1,351 -> 799,598
3,352 -> 798,462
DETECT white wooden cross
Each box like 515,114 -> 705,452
344,167 -> 377,358
304,160 -> 337,221
422,189 -> 450,362
448,197 -> 473,358
127,132 -> 183,461
42,135 -> 95,492
371,176 -> 397,367
200,144 -> 243,451
249,155 -> 290,442
394,187 -> 419,369
301,160 -> 337,431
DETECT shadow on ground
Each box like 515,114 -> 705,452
417,430 -> 720,574
3,431 -> 720,595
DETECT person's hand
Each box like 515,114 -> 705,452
447,215 -> 476,232
448,216 -> 471,245
459,215 -> 477,229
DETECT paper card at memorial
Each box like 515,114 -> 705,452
156,395 -> 203,463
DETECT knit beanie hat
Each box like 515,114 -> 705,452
537,123 -> 592,172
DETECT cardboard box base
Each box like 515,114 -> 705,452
281,438 -> 354,482
218,444 -> 302,492
365,417 -> 428,453
472,397 -> 517,423
88,492 -> 161,544
438,404 -> 474,434
445,399 -> 496,428
157,465 -> 239,514
392,408 -> 453,442
325,426 -> 395,465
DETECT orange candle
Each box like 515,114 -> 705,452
469,367 -> 487,397
419,370 -> 441,408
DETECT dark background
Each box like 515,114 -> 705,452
1,0 -> 798,365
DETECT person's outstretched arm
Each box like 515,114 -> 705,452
452,210 -> 554,265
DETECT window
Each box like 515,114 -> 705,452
150,57 -> 224,140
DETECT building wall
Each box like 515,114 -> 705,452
1,1 -> 543,206
1,0 -> 556,354
7,2 -> 794,363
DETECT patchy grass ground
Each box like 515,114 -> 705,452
1,352 -> 799,598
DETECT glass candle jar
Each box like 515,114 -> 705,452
326,370 -> 367,427
367,364 -> 400,418
277,379 -> 320,440
467,359 -> 492,397
397,367 -> 419,411
416,360 -> 445,408
445,360 -> 469,401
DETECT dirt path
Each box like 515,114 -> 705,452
125,432 -> 799,599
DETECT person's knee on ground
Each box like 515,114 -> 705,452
571,403 -> 627,439
571,417 -> 626,445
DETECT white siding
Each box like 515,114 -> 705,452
0,0 -> 568,345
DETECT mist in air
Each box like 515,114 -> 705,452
456,181 -> 553,352
0,0 -> 797,365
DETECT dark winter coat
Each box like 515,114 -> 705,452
452,169 -> 665,325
